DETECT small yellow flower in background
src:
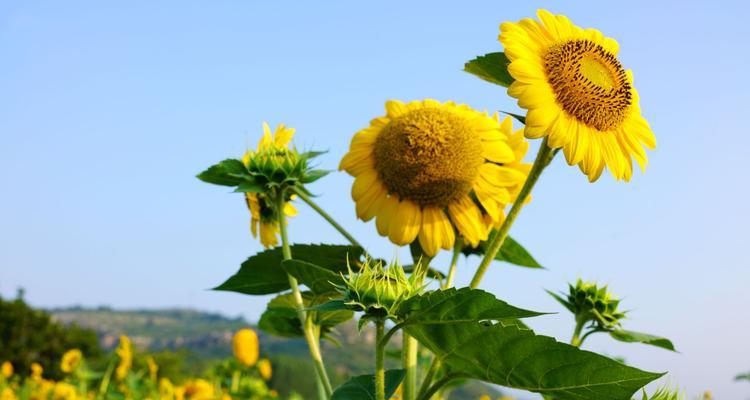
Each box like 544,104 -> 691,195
31,362 -> 43,381
147,356 -> 159,382
220,391 -> 232,400
60,349 -> 82,374
232,328 -> 259,367
183,379 -> 214,400
159,378 -> 175,400
1,361 -> 12,378
241,122 -> 299,248
115,335 -> 133,381
340,100 -> 530,255
500,9 -> 655,182
257,358 -> 272,381
52,382 -> 77,400
0,388 -> 17,400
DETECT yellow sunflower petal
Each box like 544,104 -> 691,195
447,196 -> 487,247
388,200 -> 421,245
418,207 -> 455,256
482,140 -> 515,163
375,195 -> 399,236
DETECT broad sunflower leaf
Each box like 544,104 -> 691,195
395,288 -> 545,324
609,329 -> 677,352
404,320 -> 663,400
463,234 -> 544,269
196,159 -> 249,187
281,259 -> 344,295
214,244 -> 364,295
330,369 -> 405,400
464,52 -> 514,88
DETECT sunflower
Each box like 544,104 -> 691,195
241,122 -> 299,248
500,9 -> 656,181
340,100 -> 530,256
60,350 -> 82,374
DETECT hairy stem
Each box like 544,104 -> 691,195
571,316 -> 586,347
402,334 -> 419,400
375,319 -> 386,400
470,138 -> 557,288
291,186 -> 364,250
277,192 -> 333,398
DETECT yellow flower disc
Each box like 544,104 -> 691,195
340,100 -> 531,255
232,328 -> 259,367
501,9 -> 656,181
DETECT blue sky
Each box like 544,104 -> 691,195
1,1 -> 748,398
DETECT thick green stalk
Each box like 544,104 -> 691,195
277,192 -> 333,398
416,359 -> 441,399
375,319 -> 386,400
570,316 -> 587,347
402,333 -> 419,400
469,138 -> 557,288
291,187 -> 364,250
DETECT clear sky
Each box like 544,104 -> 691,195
1,1 -> 749,398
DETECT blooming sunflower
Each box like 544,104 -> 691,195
500,9 -> 656,181
340,100 -> 530,256
241,122 -> 299,248
60,350 -> 82,374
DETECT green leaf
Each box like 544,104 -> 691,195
308,300 -> 350,312
196,159 -> 248,186
281,259 -> 344,295
302,169 -> 330,184
331,369 -> 406,400
214,248 -> 290,295
405,320 -> 663,400
214,244 -> 364,296
463,234 -> 543,269
609,329 -> 677,352
735,372 -> 750,382
464,52 -> 514,88
396,288 -> 545,324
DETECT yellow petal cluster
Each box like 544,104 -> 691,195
232,328 -> 259,367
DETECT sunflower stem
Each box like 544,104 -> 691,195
403,333 -> 419,400
375,319 -> 386,400
416,358 -> 441,400
276,191 -> 333,399
469,138 -> 557,288
442,238 -> 463,289
571,315 -> 587,347
291,186 -> 365,250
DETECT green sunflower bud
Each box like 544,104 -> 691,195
341,260 -> 422,318
550,279 -> 626,329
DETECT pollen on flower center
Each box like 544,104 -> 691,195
373,108 -> 483,208
544,39 -> 632,131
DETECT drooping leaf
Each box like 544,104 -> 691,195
330,369 -> 406,400
196,159 -> 249,186
405,320 -> 663,400
214,244 -> 364,296
610,329 -> 677,352
282,259 -> 344,295
396,288 -> 545,324
464,52 -> 514,87
463,234 -> 543,269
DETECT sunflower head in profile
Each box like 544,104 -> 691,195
501,9 -> 656,182
241,122 -> 301,248
340,100 -> 530,256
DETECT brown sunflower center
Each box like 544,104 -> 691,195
543,39 -> 632,131
373,108 -> 483,208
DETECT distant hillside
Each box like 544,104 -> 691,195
50,307 -> 504,399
